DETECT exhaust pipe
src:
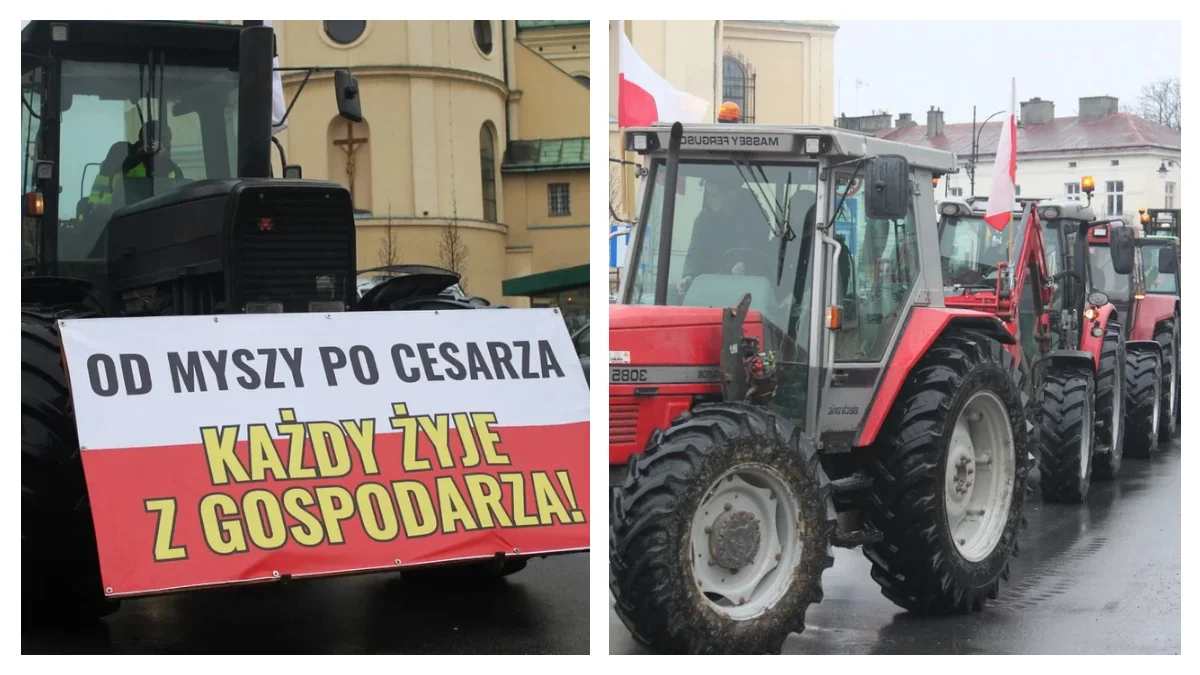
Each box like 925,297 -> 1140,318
654,122 -> 684,305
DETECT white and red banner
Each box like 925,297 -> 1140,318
984,78 -> 1018,231
60,309 -> 589,597
617,29 -> 709,128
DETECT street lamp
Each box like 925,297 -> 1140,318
1157,160 -> 1179,178
966,107 -> 1006,196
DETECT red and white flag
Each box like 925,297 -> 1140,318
984,79 -> 1018,230
617,28 -> 708,127
264,20 -> 288,134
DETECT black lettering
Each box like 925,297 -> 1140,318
232,349 -> 260,389
279,347 -> 305,388
416,343 -> 444,382
465,343 -> 493,380
514,341 -> 538,379
391,344 -> 420,383
87,353 -> 120,397
259,348 -> 283,389
487,342 -> 519,380
320,346 -> 346,386
202,350 -> 229,391
167,351 -> 207,393
348,345 -> 377,385
440,343 -> 465,380
120,353 -> 153,395
538,340 -> 565,378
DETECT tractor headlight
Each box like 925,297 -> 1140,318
1041,206 -> 1060,220
632,134 -> 648,151
940,203 -> 960,217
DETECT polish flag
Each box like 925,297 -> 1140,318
984,79 -> 1018,230
617,29 -> 708,127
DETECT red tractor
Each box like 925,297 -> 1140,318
1085,219 -> 1179,458
610,122 -> 1032,654
937,197 -> 1129,501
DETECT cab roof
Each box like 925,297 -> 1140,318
22,21 -> 243,66
1036,199 -> 1096,222
625,122 -> 958,173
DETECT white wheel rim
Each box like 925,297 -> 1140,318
944,391 -> 1016,563
1080,393 -> 1093,480
1152,369 -> 1162,439
1169,345 -> 1178,425
689,464 -> 800,620
1112,358 -> 1123,449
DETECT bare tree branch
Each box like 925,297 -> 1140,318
439,195 -> 469,290
377,201 -> 400,267
1134,77 -> 1181,130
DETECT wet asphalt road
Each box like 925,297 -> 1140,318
23,553 -> 589,654
610,439 -> 1182,655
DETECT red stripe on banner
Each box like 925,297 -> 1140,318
1007,114 -> 1018,181
80,421 -> 589,596
618,74 -> 659,128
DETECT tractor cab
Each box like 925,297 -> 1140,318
21,20 -> 362,316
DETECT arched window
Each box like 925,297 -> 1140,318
722,53 -> 756,123
480,123 -> 497,222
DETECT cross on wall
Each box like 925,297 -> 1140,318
332,119 -> 369,204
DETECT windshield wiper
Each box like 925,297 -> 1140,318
730,159 -> 794,284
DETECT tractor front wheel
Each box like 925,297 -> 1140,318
1037,366 -> 1095,504
1092,320 -> 1127,481
1123,350 -> 1162,459
863,330 -> 1029,615
1154,318 -> 1179,442
609,403 -> 836,654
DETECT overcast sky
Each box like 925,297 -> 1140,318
833,20 -> 1181,125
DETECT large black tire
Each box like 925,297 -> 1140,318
1154,317 -> 1179,442
1123,349 -> 1162,459
22,304 -> 118,628
862,330 -> 1030,615
1037,366 -> 1095,504
1092,320 -> 1127,481
609,403 -> 836,654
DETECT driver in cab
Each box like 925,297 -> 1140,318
675,176 -> 770,296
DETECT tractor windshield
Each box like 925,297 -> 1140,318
940,215 -> 1011,288
1140,242 -> 1178,295
626,159 -> 819,335
55,59 -> 239,261
1088,244 -> 1131,302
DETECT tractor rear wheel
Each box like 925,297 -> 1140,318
1092,321 -> 1127,481
1037,366 -> 1095,504
22,304 -> 118,629
1123,350 -> 1162,459
1154,318 -> 1179,442
862,329 -> 1029,615
609,403 -> 836,654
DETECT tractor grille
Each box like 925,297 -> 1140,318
610,399 -> 640,445
232,188 -> 355,312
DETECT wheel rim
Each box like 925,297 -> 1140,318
1152,369 -> 1162,440
944,391 -> 1016,563
1080,392 -> 1094,480
689,464 -> 800,620
1112,358 -> 1124,449
1169,345 -> 1178,426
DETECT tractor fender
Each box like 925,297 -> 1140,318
856,307 -> 1014,448
1130,295 -> 1177,341
1125,339 -> 1163,356
1079,302 -> 1119,368
1043,349 -> 1096,374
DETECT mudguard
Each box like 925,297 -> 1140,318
1080,302 -> 1118,369
857,307 -> 1015,448
1044,349 -> 1095,373
1126,339 -> 1163,356
1130,295 -> 1178,341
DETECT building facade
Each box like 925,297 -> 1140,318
864,96 -> 1182,216
607,20 -> 838,293
268,20 -> 590,328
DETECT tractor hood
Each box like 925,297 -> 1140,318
609,304 -> 763,369
610,304 -> 762,330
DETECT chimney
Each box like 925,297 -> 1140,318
896,112 -> 915,128
1079,95 -> 1119,121
1020,97 -> 1054,125
926,106 -> 944,138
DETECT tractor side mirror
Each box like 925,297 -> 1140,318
1109,225 -> 1135,275
864,155 -> 910,220
335,70 -> 363,123
1159,247 -> 1178,275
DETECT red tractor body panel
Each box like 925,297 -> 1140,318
1130,294 -> 1178,341
1079,302 -> 1118,369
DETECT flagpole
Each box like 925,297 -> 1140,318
1007,77 -> 1016,278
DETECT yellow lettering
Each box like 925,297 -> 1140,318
556,470 -> 586,523
436,476 -> 478,533
282,488 -> 324,546
314,486 -> 355,544
532,472 -> 571,525
464,474 -> 512,528
278,408 -> 316,480
247,424 -> 287,481
453,413 -> 481,468
472,413 -> 510,465
391,480 -> 437,537
199,493 -> 247,554
356,483 -> 399,542
343,418 -> 379,474
309,421 -> 352,477
144,498 -> 187,561
391,404 -> 430,472
201,425 -> 248,485
243,489 -> 287,549
418,414 -> 454,469
500,473 -> 538,526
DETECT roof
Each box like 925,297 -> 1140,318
516,21 -> 589,30
503,137 -> 589,172
882,113 -> 1181,158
